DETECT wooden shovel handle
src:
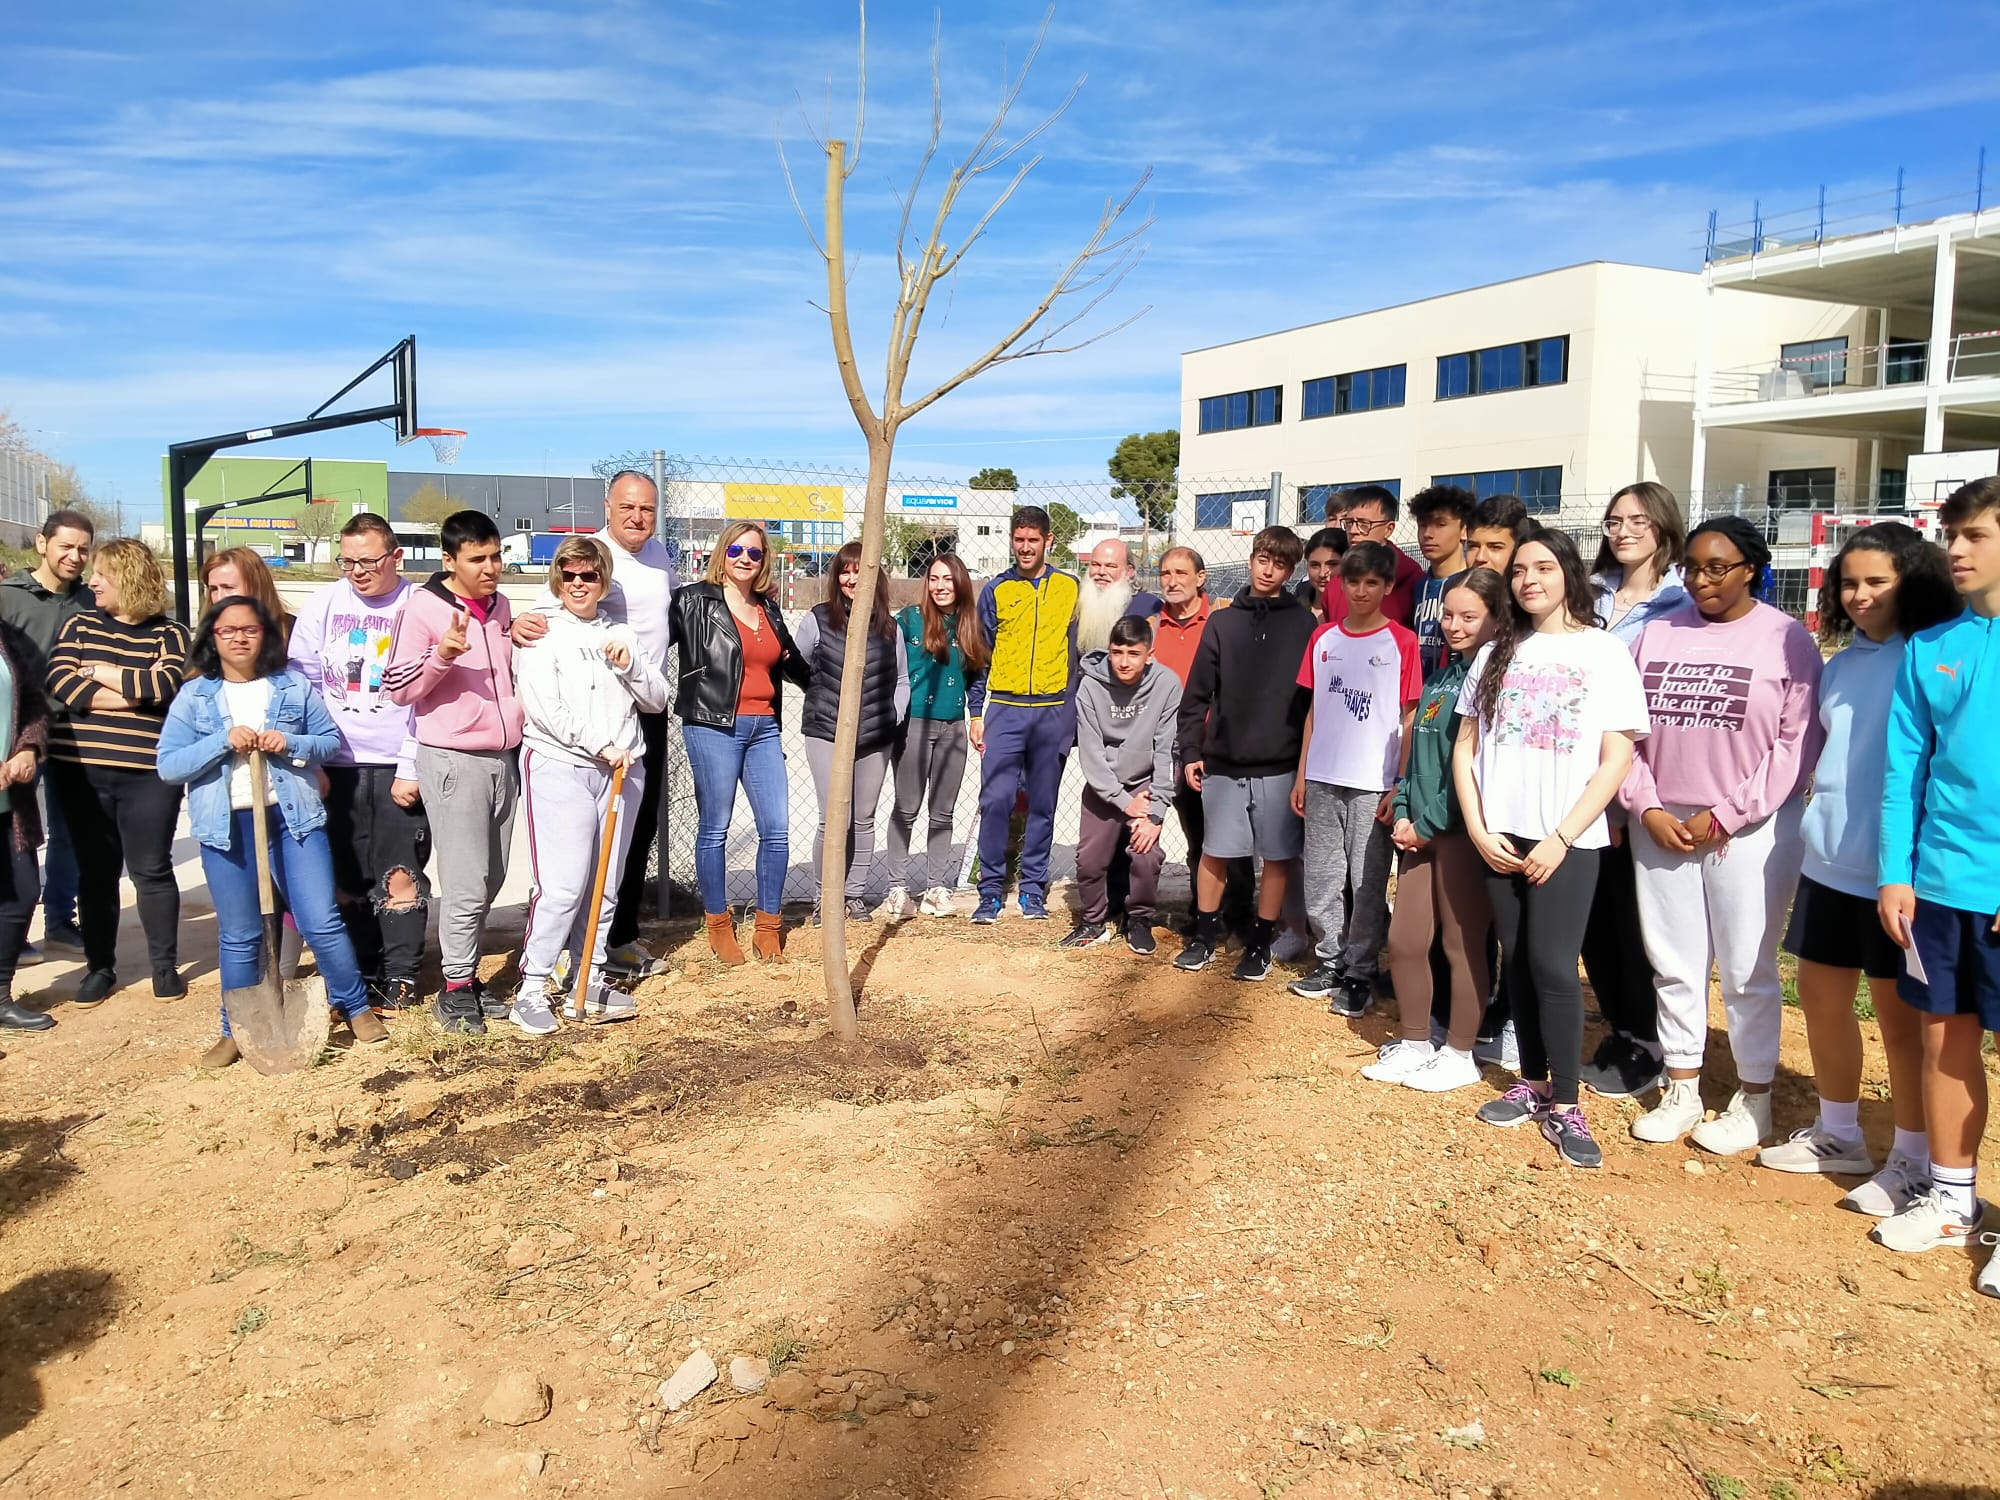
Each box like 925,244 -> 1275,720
248,749 -> 276,916
572,761 -> 628,1022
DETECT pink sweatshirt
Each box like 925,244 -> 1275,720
381,576 -> 524,752
1621,600 -> 1823,834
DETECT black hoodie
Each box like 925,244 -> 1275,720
1175,587 -> 1315,778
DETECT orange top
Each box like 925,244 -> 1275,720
1150,594 -> 1213,686
734,611 -> 782,717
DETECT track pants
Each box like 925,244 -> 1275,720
885,717 -> 969,893
976,701 -> 1073,904
1303,782 -> 1393,976
519,749 -> 642,994
1632,801 -> 1802,1085
1077,788 -> 1162,925
417,745 -> 518,987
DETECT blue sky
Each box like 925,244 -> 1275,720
5,0 -> 2000,518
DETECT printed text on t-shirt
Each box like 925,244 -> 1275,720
1642,661 -> 1751,731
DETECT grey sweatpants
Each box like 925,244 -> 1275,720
1303,780 -> 1393,977
417,744 -> 519,986
884,717 -> 969,891
804,738 -> 893,904
519,748 -> 642,997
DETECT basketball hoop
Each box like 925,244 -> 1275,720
406,427 -> 467,465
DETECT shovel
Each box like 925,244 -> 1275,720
223,750 -> 331,1074
571,761 -> 628,1022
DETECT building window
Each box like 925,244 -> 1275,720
1435,337 -> 1568,401
1430,467 -> 1563,515
1767,467 -> 1837,508
515,517 -> 534,531
1297,480 -> 1402,523
1194,489 -> 1265,530
1878,469 -> 1907,507
1301,364 -> 1407,420
1780,337 -> 1848,389
1885,339 -> 1927,385
1197,386 -> 1283,434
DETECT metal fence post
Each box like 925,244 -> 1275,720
1265,471 -> 1283,529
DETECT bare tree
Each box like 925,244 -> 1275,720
785,3 -> 1151,1040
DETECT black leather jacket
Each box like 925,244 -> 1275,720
668,581 -> 810,731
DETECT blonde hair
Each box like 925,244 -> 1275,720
705,521 -> 775,594
547,535 -> 613,598
95,538 -> 169,621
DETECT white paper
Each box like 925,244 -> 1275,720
1899,914 -> 1929,986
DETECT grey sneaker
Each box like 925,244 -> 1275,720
1758,1127 -> 1875,1177
1476,1082 -> 1550,1129
584,981 -> 638,1025
1839,1154 -> 1931,1217
509,988 -> 560,1037
1541,1104 -> 1603,1169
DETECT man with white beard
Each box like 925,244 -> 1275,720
1078,538 -> 1162,652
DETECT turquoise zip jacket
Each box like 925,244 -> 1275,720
897,606 -> 985,722
1879,608 -> 2000,913
1391,655 -> 1471,840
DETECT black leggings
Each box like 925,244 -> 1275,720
1578,832 -> 1657,1045
1484,835 -> 1600,1107
0,811 -> 38,990
48,760 -> 183,976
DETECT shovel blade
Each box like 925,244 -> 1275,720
225,973 -> 332,1075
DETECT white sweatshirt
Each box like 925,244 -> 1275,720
516,607 -> 668,769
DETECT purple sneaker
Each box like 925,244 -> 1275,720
1541,1105 -> 1603,1168
1475,1082 -> 1549,1128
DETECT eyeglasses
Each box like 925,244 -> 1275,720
1688,560 -> 1751,582
1602,516 -> 1655,536
725,543 -> 765,562
559,568 -> 601,585
1344,515 -> 1393,535
337,552 -> 393,572
215,625 -> 264,641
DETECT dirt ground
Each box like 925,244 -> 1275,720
2,902 -> 1997,1500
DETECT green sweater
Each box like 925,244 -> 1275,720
898,606 -> 984,722
1391,655 -> 1470,840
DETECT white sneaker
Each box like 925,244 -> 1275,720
1361,1038 -> 1434,1082
1978,1235 -> 2000,1299
1870,1189 -> 1987,1253
1691,1089 -> 1773,1155
1402,1047 -> 1482,1093
1757,1126 -> 1875,1177
509,985 -> 560,1037
584,980 -> 638,1025
1472,1020 -> 1518,1072
1269,928 -> 1312,964
919,886 -> 956,917
1631,1078 -> 1704,1143
881,885 -> 920,921
1839,1154 -> 1931,1217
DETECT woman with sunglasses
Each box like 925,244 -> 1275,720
668,522 -> 809,963
510,536 -> 667,1034
1579,483 -> 1689,1099
1624,517 -> 1823,1155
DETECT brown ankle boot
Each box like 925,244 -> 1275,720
753,910 -> 783,961
201,1036 -> 241,1069
707,911 -> 745,966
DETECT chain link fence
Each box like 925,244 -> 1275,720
639,457 -> 1930,914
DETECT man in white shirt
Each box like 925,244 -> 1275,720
513,469 -> 676,976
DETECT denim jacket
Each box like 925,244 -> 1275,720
156,670 -> 342,851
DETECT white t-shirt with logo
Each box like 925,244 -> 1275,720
1456,627 -> 1649,849
1297,620 -> 1424,792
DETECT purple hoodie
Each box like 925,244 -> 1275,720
287,576 -> 422,778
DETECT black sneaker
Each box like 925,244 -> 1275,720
845,898 -> 875,925
74,968 -> 116,1007
153,967 -> 187,999
473,978 -> 509,1020
1581,1035 -> 1666,1100
434,984 -> 487,1035
1232,920 -> 1274,982
1125,916 -> 1157,956
1288,961 -> 1342,1000
1328,977 -> 1373,1019
1541,1104 -> 1603,1168
1060,921 -> 1110,949
374,978 -> 420,1013
1174,936 -> 1217,971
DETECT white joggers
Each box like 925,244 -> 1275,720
1632,799 -> 1803,1086
519,748 -> 643,998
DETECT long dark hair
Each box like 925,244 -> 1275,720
823,540 -> 895,640
1592,480 -> 1687,579
918,553 -> 990,669
189,596 -> 289,680
1443,566 -> 1513,662
1475,525 -> 1602,725
1816,521 -> 1960,644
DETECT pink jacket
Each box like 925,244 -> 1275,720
382,577 -> 524,752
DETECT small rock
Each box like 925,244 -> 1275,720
504,1236 -> 542,1270
767,1371 -> 813,1410
481,1370 -> 552,1427
657,1349 -> 717,1413
1153,1331 -> 1174,1348
818,1373 -> 855,1393
1000,1340 -> 1015,1355
521,1450 -> 546,1478
586,1158 -> 626,1182
729,1356 -> 771,1394
1683,1160 -> 1705,1176
859,1388 -> 906,1416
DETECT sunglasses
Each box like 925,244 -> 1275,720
559,568 -> 601,585
725,543 -> 765,562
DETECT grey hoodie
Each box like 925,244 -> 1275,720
1075,651 -> 1183,819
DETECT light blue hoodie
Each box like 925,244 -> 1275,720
1879,608 -> 2000,911
1801,632 -> 1904,901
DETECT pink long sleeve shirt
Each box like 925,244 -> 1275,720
1621,600 -> 1824,834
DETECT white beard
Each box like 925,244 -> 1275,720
1076,576 -> 1135,653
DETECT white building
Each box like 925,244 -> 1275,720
1175,260 -> 1873,541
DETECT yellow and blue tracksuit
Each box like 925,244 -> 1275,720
971,565 -> 1080,904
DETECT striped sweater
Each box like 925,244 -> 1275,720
46,610 -> 192,771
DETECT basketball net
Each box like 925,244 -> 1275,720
408,427 -> 467,465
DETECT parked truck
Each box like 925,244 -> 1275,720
500,531 -> 566,573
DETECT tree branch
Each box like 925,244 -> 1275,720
846,0 -> 867,180
776,129 -> 825,256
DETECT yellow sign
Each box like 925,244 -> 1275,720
723,481 -> 844,522
204,516 -> 297,531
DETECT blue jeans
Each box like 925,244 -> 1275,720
682,715 -> 789,914
40,780 -> 77,928
202,807 -> 371,1034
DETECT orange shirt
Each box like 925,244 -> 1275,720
1151,594 -> 1213,686
734,613 -> 783,717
